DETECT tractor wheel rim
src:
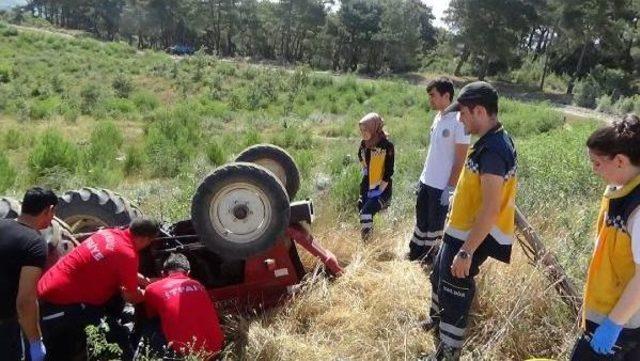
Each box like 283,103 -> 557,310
209,182 -> 271,244
253,159 -> 287,190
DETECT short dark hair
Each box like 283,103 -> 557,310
587,114 -> 640,166
129,217 -> 160,238
459,99 -> 499,116
21,187 -> 58,216
163,253 -> 190,273
426,77 -> 454,102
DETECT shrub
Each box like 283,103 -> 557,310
80,83 -> 104,115
205,141 -> 226,166
144,107 -> 202,177
112,74 -> 134,98
124,145 -> 144,176
29,96 -> 60,120
132,91 -> 160,112
330,163 -> 361,213
28,129 -> 79,179
0,154 -> 16,193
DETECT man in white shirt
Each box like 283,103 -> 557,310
408,77 -> 470,265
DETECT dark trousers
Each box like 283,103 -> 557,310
428,235 -> 490,350
358,192 -> 391,236
40,301 -> 134,361
409,183 -> 447,264
0,318 -> 23,361
570,321 -> 640,361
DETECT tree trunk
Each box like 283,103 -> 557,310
454,47 -> 469,76
478,54 -> 490,81
567,41 -> 589,95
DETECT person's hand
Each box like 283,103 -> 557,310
29,339 -> 46,361
590,318 -> 623,355
361,167 -> 368,176
450,251 -> 472,278
440,185 -> 455,206
367,188 -> 383,199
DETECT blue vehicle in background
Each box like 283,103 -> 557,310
166,44 -> 195,55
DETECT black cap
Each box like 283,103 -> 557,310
444,81 -> 498,114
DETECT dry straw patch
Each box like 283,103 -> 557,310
220,211 -> 581,361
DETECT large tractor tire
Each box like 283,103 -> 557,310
191,162 -> 290,260
56,187 -> 142,233
235,144 -> 301,199
0,196 -> 77,267
0,197 -> 21,219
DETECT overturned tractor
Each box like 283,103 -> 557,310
1,144 -> 342,312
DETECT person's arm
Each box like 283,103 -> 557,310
17,266 -> 43,341
609,264 -> 640,325
379,142 -> 394,192
609,210 -> 640,324
119,255 -> 144,304
447,144 -> 469,187
461,174 -> 503,253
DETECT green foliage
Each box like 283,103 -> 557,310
500,100 -> 565,138
28,129 -> 79,179
85,322 -> 123,360
80,83 -> 105,115
112,73 -> 134,98
144,105 -> 203,177
132,91 -> 160,112
0,154 -> 16,193
123,144 -> 144,176
205,141 -> 226,166
330,163 -> 361,213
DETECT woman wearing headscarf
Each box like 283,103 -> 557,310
357,112 -> 395,241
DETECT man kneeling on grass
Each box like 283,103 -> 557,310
422,81 -> 517,361
138,253 -> 224,359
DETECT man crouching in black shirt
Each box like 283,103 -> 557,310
0,187 -> 57,361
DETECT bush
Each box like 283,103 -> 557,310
112,74 -> 134,98
596,94 -> 613,113
0,154 -> 16,193
330,163 -> 361,213
28,130 -> 79,179
144,106 -> 202,177
132,91 -> 160,112
124,145 -> 144,175
0,62 -> 11,83
271,124 -> 315,150
3,128 -> 28,150
29,96 -> 61,120
84,121 -> 124,167
205,141 -> 226,166
80,83 -> 104,115
573,78 -> 600,109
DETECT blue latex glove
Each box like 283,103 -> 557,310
361,167 -> 368,176
29,339 -> 46,361
367,187 -> 383,199
590,318 -> 623,355
440,185 -> 455,206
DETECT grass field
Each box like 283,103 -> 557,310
0,22 -> 606,360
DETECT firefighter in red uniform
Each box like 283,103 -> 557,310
37,217 -> 159,361
138,253 -> 224,359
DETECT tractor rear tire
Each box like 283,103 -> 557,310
0,196 -> 21,219
191,162 -> 290,260
0,196 -> 77,266
56,187 -> 142,233
235,144 -> 301,199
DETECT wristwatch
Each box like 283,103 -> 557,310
457,249 -> 471,260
